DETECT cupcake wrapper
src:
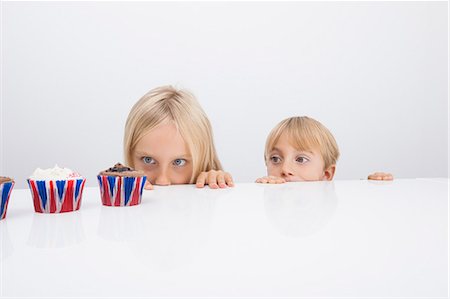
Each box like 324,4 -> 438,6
27,178 -> 86,213
0,181 -> 15,220
97,175 -> 146,207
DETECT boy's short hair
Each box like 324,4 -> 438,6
264,116 -> 340,170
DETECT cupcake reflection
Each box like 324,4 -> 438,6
27,212 -> 85,248
97,204 -> 145,242
128,186 -> 218,272
264,181 -> 338,238
0,221 -> 13,260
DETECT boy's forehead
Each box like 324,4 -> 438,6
277,133 -> 313,149
272,134 -> 319,155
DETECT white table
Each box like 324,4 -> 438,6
1,179 -> 448,298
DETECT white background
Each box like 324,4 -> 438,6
1,1 -> 448,188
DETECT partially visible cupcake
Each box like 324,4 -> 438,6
27,165 -> 86,213
0,176 -> 15,220
97,163 -> 146,207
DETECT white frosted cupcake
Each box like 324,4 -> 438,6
27,165 -> 86,213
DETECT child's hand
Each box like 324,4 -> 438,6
255,176 -> 286,184
144,179 -> 154,190
196,170 -> 234,189
367,172 -> 394,181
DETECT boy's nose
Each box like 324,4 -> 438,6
281,163 -> 294,176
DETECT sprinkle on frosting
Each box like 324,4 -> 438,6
99,163 -> 144,177
106,163 -> 133,173
29,165 -> 82,180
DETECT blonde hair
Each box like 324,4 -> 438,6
124,86 -> 222,183
264,116 -> 340,170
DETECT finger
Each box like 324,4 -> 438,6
207,171 -> 219,189
273,178 -> 284,184
196,172 -> 207,188
278,177 -> 286,183
256,177 -> 267,183
375,172 -> 391,178
368,174 -> 382,180
266,176 -> 284,184
368,172 -> 380,179
383,174 -> 394,180
217,173 -> 227,188
224,173 -> 234,187
144,180 -> 154,190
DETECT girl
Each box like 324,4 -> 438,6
124,86 -> 233,190
256,116 -> 393,183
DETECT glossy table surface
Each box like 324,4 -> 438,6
1,179 -> 448,298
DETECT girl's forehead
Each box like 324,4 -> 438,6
142,122 -> 182,140
136,124 -> 189,152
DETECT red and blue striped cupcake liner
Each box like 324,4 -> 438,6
27,178 -> 86,213
97,175 -> 146,207
0,181 -> 15,220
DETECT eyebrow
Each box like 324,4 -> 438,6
271,147 -> 282,153
134,151 -> 192,159
270,147 -> 314,156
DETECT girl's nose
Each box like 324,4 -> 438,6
154,169 -> 171,186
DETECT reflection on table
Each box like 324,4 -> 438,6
263,182 -> 337,238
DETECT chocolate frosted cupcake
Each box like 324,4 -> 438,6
97,163 -> 147,207
0,176 -> 15,220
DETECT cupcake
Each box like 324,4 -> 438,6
97,163 -> 146,207
27,165 -> 86,213
0,176 -> 15,220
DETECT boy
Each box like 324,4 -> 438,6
256,116 -> 393,183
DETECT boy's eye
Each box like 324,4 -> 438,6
142,157 -> 156,165
173,159 -> 187,167
296,156 -> 310,164
270,156 -> 281,164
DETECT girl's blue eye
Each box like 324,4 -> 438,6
270,156 -> 281,163
173,159 -> 187,167
296,156 -> 309,164
142,157 -> 156,164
